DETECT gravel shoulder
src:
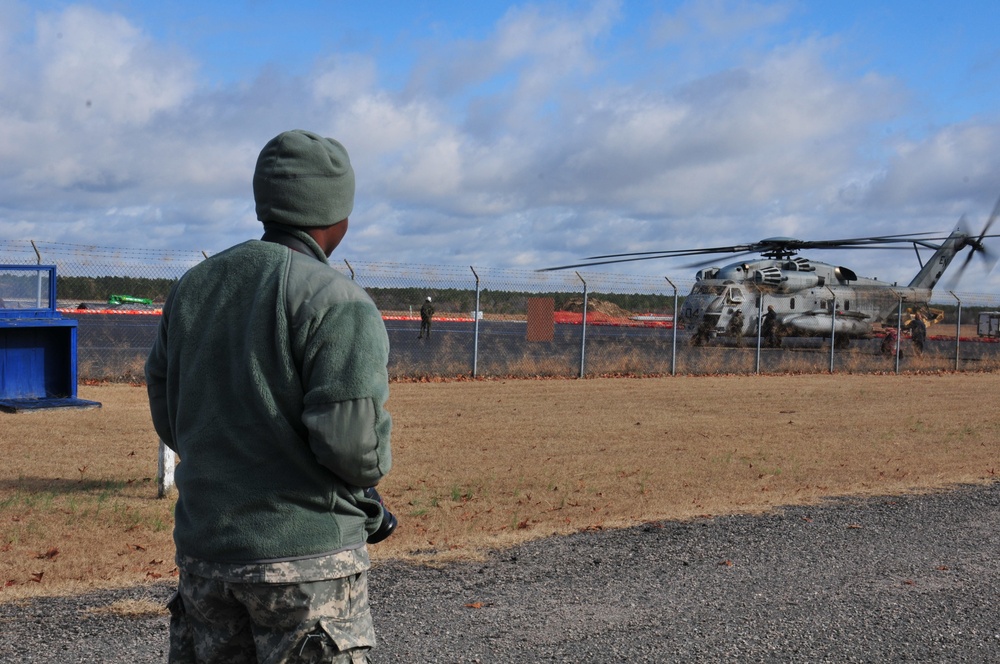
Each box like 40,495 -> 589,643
3,483 -> 999,663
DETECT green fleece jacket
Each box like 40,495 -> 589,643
145,240 -> 392,563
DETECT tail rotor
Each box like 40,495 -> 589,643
945,197 -> 1000,288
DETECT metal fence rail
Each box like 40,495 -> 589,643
3,239 -> 1000,381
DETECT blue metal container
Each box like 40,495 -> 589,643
0,265 -> 101,413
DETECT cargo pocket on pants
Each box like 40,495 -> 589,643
318,616 -> 376,651
292,621 -> 373,663
167,591 -> 198,664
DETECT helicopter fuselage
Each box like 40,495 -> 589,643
679,256 -> 931,340
543,221 -> 987,341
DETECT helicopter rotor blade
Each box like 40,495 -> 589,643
538,218 -> 1000,273
584,244 -> 756,261
978,196 -> 1000,239
581,231 -> 948,262
677,250 -> 763,270
976,196 -> 1000,275
943,203 -> 1000,289
538,251 -> 717,272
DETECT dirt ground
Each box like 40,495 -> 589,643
2,373 -> 999,601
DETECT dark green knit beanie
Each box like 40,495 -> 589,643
253,130 -> 355,227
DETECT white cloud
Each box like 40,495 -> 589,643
0,0 -> 997,294
34,6 -> 196,126
0,5 -> 200,198
860,121 -> 1000,213
312,54 -> 379,104
653,0 -> 794,45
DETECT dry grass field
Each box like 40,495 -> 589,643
2,373 -> 1000,602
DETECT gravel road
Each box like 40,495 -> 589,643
3,483 -> 999,663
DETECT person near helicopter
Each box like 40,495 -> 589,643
906,310 -> 927,356
761,305 -> 782,348
880,326 -> 899,356
690,316 -> 715,346
727,309 -> 745,347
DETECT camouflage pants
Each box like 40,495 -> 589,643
167,571 -> 375,663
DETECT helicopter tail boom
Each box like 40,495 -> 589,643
906,227 -> 969,290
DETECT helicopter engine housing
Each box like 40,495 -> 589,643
753,268 -> 821,293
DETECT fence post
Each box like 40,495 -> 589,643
895,294 -> 903,374
826,287 -> 836,373
471,266 -> 481,378
576,272 -> 588,378
344,259 -> 355,280
950,291 -> 962,371
157,440 -> 175,498
755,290 -> 763,374
30,241 -> 43,306
665,277 -> 678,376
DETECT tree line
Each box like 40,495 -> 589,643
48,276 -> 677,313
364,287 -> 676,315
41,275 -> 1000,324
57,276 -> 178,303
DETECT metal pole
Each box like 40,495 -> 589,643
827,288 -> 836,373
895,295 -> 903,374
344,259 -> 355,280
665,277 -> 678,376
30,240 -> 42,307
576,272 -> 588,378
755,290 -> 763,374
471,266 -> 481,378
950,291 -> 961,371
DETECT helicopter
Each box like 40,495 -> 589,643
542,200 -> 1000,347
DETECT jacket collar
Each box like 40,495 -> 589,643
260,224 -> 328,262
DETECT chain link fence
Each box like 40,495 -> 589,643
3,239 -> 1000,381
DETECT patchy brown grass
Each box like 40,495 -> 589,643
84,597 -> 168,618
2,374 -> 999,601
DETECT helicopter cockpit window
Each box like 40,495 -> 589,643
725,288 -> 744,304
693,284 -> 725,296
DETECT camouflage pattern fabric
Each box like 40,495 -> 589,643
168,570 -> 374,663
175,547 -> 369,584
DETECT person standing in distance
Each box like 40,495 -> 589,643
146,129 -> 393,663
907,310 -> 927,356
418,296 -> 434,339
762,305 -> 782,348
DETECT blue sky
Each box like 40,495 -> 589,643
2,0 -> 999,287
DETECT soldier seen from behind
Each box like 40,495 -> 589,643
146,129 -> 394,663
